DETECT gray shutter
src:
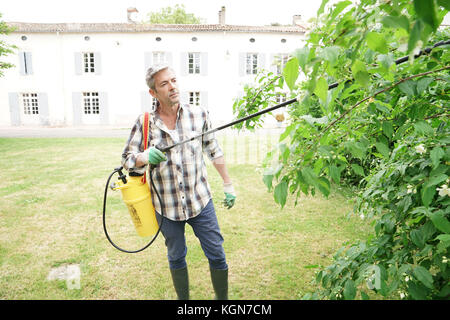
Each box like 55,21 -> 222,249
144,52 -> 152,70
72,92 -> 82,125
94,52 -> 102,75
25,52 -> 33,75
74,52 -> 83,75
99,92 -> 109,125
180,91 -> 189,105
238,53 -> 245,77
201,91 -> 208,108
166,52 -> 173,67
141,91 -> 153,113
8,92 -> 21,126
19,52 -> 26,75
38,93 -> 49,125
258,53 -> 266,71
201,52 -> 208,76
180,52 -> 187,76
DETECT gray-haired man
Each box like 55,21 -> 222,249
121,64 -> 236,299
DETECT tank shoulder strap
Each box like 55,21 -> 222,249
142,111 -> 150,184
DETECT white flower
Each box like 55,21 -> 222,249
400,292 -> 406,299
405,276 -> 410,282
415,144 -> 426,154
407,185 -> 414,194
437,185 -> 450,197
442,256 -> 448,264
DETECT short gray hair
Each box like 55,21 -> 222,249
145,63 -> 174,90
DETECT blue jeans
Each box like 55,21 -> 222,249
156,200 -> 228,270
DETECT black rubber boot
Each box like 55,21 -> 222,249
170,266 -> 189,300
210,267 -> 228,300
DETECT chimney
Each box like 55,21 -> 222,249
127,7 -> 139,23
292,14 -> 302,26
218,6 -> 226,25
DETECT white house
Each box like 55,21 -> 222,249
0,7 -> 307,128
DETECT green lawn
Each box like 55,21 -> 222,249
0,135 -> 373,299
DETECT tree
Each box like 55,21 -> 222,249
0,13 -> 17,77
233,0 -> 449,300
145,4 -> 205,24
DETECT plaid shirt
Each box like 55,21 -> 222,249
121,103 -> 223,221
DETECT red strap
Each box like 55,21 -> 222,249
142,112 -> 149,184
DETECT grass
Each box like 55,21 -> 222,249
0,134 -> 374,300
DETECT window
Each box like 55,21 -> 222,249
188,52 -> 201,74
152,52 -> 166,65
83,52 -> 95,73
276,53 -> 290,75
83,92 -> 99,114
21,93 -> 39,115
189,92 -> 201,106
246,53 -> 258,75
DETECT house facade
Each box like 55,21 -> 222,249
0,16 -> 306,128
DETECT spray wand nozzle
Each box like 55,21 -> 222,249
115,166 -> 127,184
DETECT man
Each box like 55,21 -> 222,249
121,64 -> 236,300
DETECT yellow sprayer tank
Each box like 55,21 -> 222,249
112,175 -> 159,237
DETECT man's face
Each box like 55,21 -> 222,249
149,68 -> 179,107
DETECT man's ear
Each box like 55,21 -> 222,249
149,88 -> 157,98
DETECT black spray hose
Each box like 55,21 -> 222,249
102,166 -> 164,253
160,39 -> 450,153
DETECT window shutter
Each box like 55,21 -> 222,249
258,53 -> 266,71
201,53 -> 208,76
180,91 -> 189,105
38,93 -> 49,125
72,92 -> 82,125
74,52 -> 83,75
180,52 -> 188,76
201,91 -> 208,108
144,52 -> 152,71
166,52 -> 173,67
98,92 -> 109,125
25,52 -> 33,75
94,52 -> 102,75
238,53 -> 245,77
8,92 -> 20,126
141,91 -> 153,113
18,52 -> 26,75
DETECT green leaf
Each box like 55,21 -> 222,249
314,77 -> 328,103
344,279 -> 356,300
317,0 -> 330,16
321,46 -> 340,65
438,0 -> 450,10
382,121 -> 394,138
263,174 -> 274,191
274,180 -> 288,208
294,47 -> 310,74
283,57 -> 299,91
411,229 -> 425,248
366,32 -> 388,54
351,60 -> 370,87
375,142 -> 390,159
351,163 -> 365,176
429,211 -> 450,234
329,165 -> 341,184
421,186 -> 436,207
414,0 -> 439,31
317,177 -> 331,197
413,120 -> 434,135
381,15 -> 410,31
413,266 -> 434,289
408,20 -> 424,54
398,80 -> 416,97
430,147 -> 444,168
417,77 -> 434,94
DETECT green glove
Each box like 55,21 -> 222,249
223,182 -> 236,209
144,147 -> 167,165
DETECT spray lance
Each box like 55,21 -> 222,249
102,40 -> 450,253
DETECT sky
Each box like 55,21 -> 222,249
0,0 -> 324,26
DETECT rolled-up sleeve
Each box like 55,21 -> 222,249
121,115 -> 148,175
201,109 -> 224,161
